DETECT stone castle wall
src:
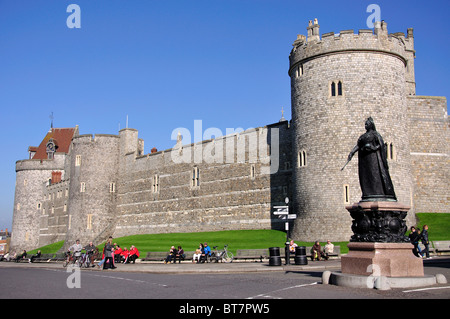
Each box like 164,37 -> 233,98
408,96 -> 449,213
114,123 -> 291,238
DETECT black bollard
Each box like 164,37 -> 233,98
269,247 -> 282,266
294,246 -> 308,265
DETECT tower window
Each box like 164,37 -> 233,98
75,155 -> 82,166
87,214 -> 93,230
330,81 -> 343,97
152,174 -> 159,193
192,167 -> 199,187
298,150 -> 307,167
250,164 -> 256,179
296,64 -> 303,78
344,184 -> 350,204
386,142 -> 396,161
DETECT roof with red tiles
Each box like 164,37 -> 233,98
31,127 -> 78,160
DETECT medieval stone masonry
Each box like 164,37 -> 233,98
11,20 -> 448,251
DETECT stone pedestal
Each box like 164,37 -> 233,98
342,200 -> 424,277
341,242 -> 424,277
346,201 -> 411,243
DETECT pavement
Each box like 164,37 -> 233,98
0,258 -> 342,274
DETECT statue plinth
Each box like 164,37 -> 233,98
342,201 -> 424,277
346,201 -> 410,243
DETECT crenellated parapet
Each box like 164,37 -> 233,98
289,20 -> 414,77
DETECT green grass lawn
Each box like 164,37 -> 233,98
414,213 -> 450,240
104,230 -> 350,256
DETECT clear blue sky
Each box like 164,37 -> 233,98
0,0 -> 448,230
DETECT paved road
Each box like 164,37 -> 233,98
1,258 -> 449,302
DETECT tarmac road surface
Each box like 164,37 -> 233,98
0,257 -> 449,302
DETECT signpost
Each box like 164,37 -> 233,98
273,197 -> 297,265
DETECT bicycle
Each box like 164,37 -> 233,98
79,250 -> 93,268
62,251 -> 82,268
211,245 -> 234,263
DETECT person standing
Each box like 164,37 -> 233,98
408,226 -> 420,257
103,236 -> 116,270
421,225 -> 430,259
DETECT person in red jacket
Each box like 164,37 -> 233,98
129,245 -> 140,264
114,244 -> 122,264
121,247 -> 130,263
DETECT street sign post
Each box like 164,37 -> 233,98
272,198 -> 298,265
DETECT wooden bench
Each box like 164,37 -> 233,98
141,251 -> 195,262
233,249 -> 269,262
141,252 -> 167,261
433,241 -> 450,255
30,253 -> 57,263
280,246 -> 341,259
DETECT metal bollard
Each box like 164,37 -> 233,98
294,246 -> 308,265
269,247 -> 282,266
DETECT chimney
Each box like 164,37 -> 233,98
51,171 -> 62,184
151,147 -> 158,154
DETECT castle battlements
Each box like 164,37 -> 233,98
289,19 -> 414,76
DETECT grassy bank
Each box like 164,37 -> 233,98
26,213 -> 449,257
414,213 -> 450,240
27,230 -> 349,256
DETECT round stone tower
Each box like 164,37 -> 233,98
64,134 -> 120,248
289,20 -> 416,242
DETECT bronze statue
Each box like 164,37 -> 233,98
343,117 -> 397,202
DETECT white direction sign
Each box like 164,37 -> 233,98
273,206 -> 289,215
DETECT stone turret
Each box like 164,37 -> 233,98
289,19 -> 416,241
63,134 -> 120,248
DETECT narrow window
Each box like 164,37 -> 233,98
87,214 -> 93,230
298,150 -> 307,167
80,182 -> 86,193
284,161 -> 291,170
192,167 -> 199,187
331,81 -> 336,96
296,64 -> 303,78
344,185 -> 350,204
337,81 -> 343,96
386,142 -> 396,161
152,175 -> 159,193
109,182 -> 116,193
75,155 -> 82,167
250,164 -> 256,179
